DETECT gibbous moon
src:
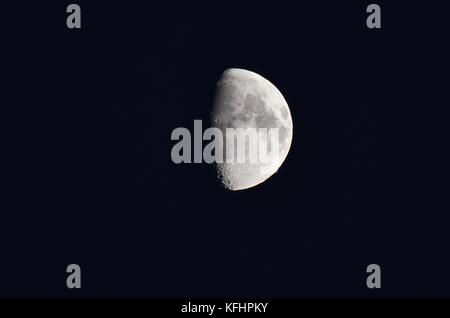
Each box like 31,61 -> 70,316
211,68 -> 293,190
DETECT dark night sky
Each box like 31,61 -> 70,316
1,1 -> 449,297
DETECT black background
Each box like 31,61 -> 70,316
1,1 -> 449,297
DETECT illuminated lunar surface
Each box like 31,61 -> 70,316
211,68 -> 293,190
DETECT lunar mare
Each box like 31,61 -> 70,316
211,68 -> 293,190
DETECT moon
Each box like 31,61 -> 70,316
211,68 -> 293,190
